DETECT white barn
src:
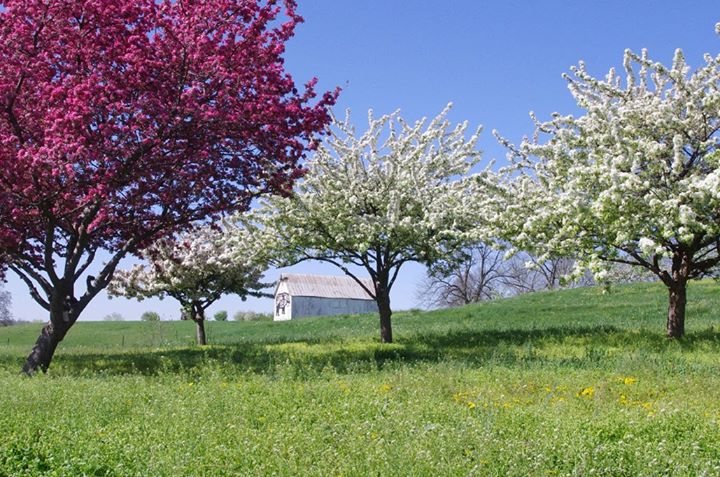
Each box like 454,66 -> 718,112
273,273 -> 376,321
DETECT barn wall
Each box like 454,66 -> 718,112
290,297 -> 376,319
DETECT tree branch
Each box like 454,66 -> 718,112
9,264 -> 50,310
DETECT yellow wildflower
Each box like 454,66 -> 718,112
453,391 -> 470,403
577,386 -> 595,398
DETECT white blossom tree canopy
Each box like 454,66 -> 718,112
252,104 -> 487,343
108,224 -> 270,345
493,39 -> 720,338
0,284 -> 12,326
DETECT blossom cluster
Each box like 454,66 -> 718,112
108,222 -> 269,309
253,104 -> 489,274
491,45 -> 720,284
0,0 -> 336,287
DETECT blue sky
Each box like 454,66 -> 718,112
5,1 -> 719,321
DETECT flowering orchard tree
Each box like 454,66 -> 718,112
0,0 -> 337,373
253,105 -> 485,342
108,225 -> 270,345
0,284 -> 12,326
493,39 -> 720,338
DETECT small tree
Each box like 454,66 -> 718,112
214,311 -> 228,322
494,34 -> 720,337
233,310 -> 272,321
140,311 -> 160,322
109,225 -> 270,345
0,285 -> 12,326
254,105 -> 486,342
0,0 -> 337,374
103,312 -> 125,322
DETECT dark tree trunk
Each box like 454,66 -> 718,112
195,318 -> 207,346
667,282 -> 687,338
17,231 -> 133,375
376,287 -> 393,343
191,303 -> 208,346
664,250 -> 692,339
22,298 -> 77,375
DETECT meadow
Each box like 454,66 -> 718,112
1,281 -> 720,476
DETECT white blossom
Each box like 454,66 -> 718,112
491,33 -> 720,337
251,104 -> 490,342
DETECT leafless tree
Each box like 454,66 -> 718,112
418,243 -> 513,308
417,244 -> 678,309
418,245 -> 599,308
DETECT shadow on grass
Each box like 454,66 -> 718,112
3,324 -> 719,377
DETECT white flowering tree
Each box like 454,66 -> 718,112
493,36 -> 720,338
108,224 -> 270,345
0,284 -> 12,326
253,105 -> 485,342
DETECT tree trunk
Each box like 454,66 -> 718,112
376,287 -> 393,343
22,303 -> 75,375
667,282 -> 687,338
664,250 -> 692,339
191,302 -> 208,346
195,318 -> 207,346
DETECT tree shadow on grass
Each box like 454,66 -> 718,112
406,324 -> 715,352
4,325 -> 720,377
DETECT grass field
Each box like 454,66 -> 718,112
1,281 -> 720,476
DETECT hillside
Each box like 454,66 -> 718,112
1,281 -> 719,475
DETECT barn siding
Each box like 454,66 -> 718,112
290,296 -> 377,320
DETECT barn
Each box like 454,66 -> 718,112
273,273 -> 376,321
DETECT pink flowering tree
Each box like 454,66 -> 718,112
0,0 -> 337,374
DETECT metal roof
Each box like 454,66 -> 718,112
276,273 -> 374,300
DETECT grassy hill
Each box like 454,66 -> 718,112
1,281 -> 719,475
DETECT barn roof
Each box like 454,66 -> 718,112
276,273 -> 374,300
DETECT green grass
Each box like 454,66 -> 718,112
1,281 -> 719,476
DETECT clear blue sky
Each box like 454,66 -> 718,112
5,1 -> 719,321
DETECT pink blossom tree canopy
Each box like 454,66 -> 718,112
0,0 -> 337,374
